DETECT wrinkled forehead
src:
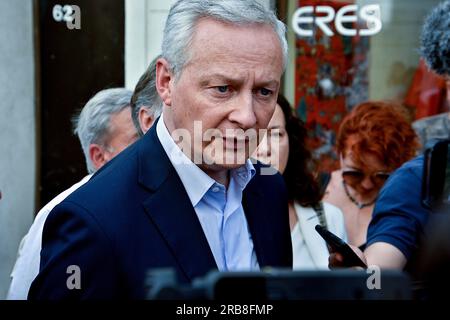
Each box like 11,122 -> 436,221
187,18 -> 283,65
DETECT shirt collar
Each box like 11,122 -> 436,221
231,160 -> 256,191
156,114 -> 256,206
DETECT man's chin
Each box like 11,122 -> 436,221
218,162 -> 247,170
200,156 -> 249,171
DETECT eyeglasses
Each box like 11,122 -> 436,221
342,170 -> 390,188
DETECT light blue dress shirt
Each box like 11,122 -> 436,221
156,115 -> 260,271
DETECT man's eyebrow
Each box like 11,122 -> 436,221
257,80 -> 279,88
199,74 -> 279,87
199,74 -> 241,85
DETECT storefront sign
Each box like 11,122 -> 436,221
292,4 -> 382,37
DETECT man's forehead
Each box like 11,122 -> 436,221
184,51 -> 283,81
190,18 -> 282,55
177,18 -> 284,82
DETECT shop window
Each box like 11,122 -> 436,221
280,0 -> 445,171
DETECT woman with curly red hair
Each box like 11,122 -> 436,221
323,101 -> 420,249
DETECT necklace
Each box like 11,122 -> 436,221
342,180 -> 376,209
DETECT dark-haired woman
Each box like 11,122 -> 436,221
255,95 -> 346,270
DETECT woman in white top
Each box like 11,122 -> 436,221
254,94 -> 347,270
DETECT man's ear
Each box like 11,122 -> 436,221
89,144 -> 107,171
138,108 -> 155,134
156,58 -> 173,107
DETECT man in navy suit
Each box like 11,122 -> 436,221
29,0 -> 292,299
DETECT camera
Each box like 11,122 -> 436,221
146,268 -> 411,300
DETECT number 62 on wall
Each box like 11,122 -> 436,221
52,4 -> 81,30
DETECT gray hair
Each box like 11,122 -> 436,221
420,0 -> 450,75
73,88 -> 133,173
130,55 -> 163,136
161,0 -> 287,77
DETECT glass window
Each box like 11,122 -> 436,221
280,0 -> 446,170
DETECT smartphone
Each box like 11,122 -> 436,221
315,225 -> 367,269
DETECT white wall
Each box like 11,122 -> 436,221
0,1 -> 36,298
125,0 -> 273,90
125,0 -> 175,90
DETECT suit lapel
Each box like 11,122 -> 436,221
295,203 -> 329,269
242,177 -> 276,267
138,121 -> 217,281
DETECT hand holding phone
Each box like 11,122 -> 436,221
315,225 -> 367,269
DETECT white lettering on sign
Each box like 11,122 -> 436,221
292,4 -> 382,37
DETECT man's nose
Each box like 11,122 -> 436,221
228,93 -> 257,130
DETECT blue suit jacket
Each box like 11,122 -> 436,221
28,122 -> 292,299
